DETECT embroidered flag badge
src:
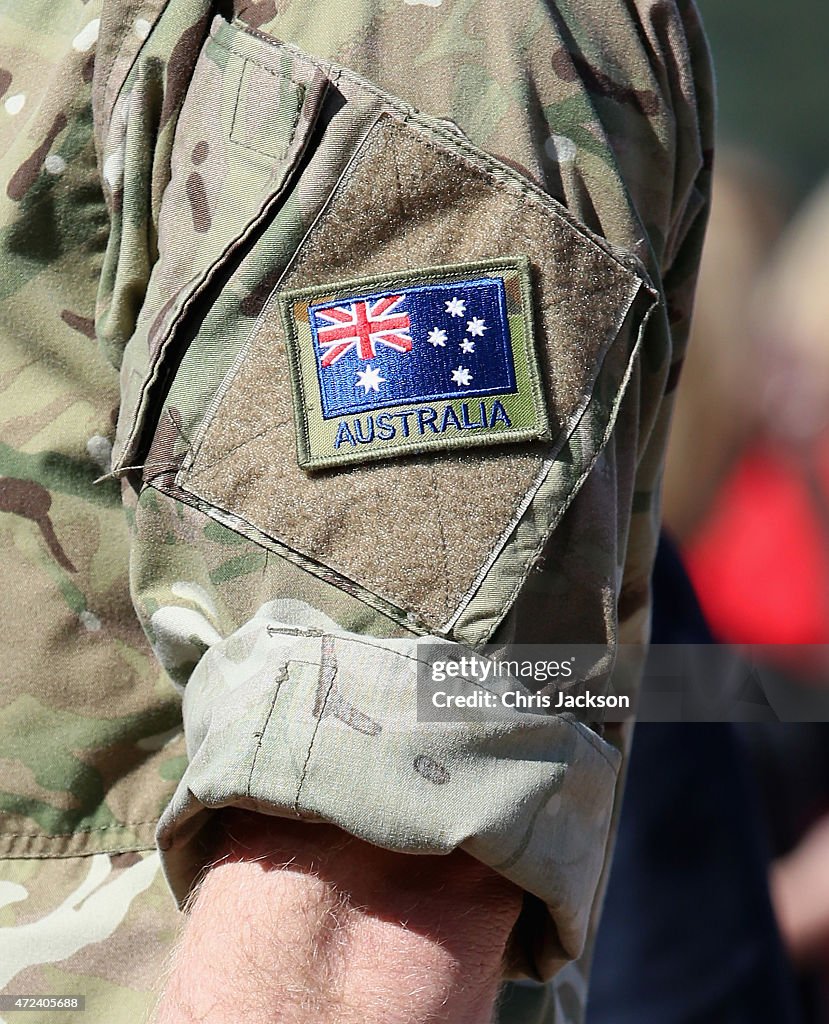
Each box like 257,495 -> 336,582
280,258 -> 550,469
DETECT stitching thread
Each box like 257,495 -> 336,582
1,821 -> 159,838
245,664 -> 288,799
293,635 -> 337,812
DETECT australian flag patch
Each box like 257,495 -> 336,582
280,258 -> 550,469
311,277 -> 516,418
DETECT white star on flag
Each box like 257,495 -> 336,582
427,327 -> 448,347
445,296 -> 466,317
356,364 -> 386,393
460,338 -> 476,354
466,316 -> 487,337
451,366 -> 473,387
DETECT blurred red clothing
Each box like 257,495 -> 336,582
685,433 -> 829,674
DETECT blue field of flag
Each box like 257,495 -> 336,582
308,276 -> 517,419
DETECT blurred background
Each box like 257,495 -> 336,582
664,0 -> 829,1019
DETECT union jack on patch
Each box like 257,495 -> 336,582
315,295 -> 412,367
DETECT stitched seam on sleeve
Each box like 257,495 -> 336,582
245,663 -> 288,799
293,635 -> 337,812
0,821 -> 159,837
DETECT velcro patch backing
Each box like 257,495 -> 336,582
176,110 -> 651,634
280,258 -> 550,469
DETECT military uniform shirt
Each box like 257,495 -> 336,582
0,2 -> 713,1021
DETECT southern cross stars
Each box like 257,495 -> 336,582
431,301 -> 487,388
356,364 -> 386,393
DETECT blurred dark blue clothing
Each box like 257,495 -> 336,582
586,535 -> 801,1024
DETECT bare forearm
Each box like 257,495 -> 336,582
153,812 -> 522,1024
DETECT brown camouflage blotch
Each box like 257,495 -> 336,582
0,478 -> 77,573
110,851 -> 143,868
147,290 -> 181,358
60,309 -> 96,339
551,49 -> 659,117
160,15 -> 211,130
185,171 -> 211,233
236,0 -> 278,31
143,407 -> 189,481
82,51 -> 95,84
191,140 -> 209,165
0,68 -> 11,101
239,265 -> 282,317
6,113 -> 68,202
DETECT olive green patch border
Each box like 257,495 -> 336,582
279,257 -> 551,470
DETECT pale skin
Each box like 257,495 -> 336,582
152,810 -> 524,1024
770,812 -> 829,966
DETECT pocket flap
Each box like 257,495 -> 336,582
111,16 -> 329,472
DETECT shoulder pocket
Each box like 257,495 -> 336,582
110,16 -> 331,471
121,18 -> 658,643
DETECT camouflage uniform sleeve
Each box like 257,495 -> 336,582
92,0 -> 713,982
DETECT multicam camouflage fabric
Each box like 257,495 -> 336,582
0,1 -> 713,1021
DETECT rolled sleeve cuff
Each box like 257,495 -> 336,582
156,602 -> 621,980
